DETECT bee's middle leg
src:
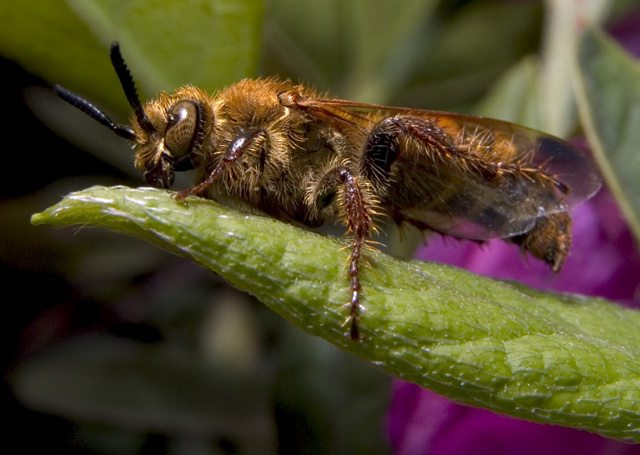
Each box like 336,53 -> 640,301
314,166 -> 374,340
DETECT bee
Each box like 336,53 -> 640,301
55,42 -> 601,340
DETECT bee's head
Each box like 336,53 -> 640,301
54,42 -> 208,189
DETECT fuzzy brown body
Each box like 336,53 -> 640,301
55,43 -> 601,340
134,79 -> 593,264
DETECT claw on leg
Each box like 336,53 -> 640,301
341,286 -> 363,340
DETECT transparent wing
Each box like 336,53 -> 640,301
295,97 -> 601,239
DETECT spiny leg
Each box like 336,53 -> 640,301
364,118 -> 575,273
329,115 -> 450,338
315,167 -> 374,340
361,115 -> 454,183
177,129 -> 266,200
321,118 -> 430,339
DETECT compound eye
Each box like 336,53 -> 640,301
165,100 -> 200,157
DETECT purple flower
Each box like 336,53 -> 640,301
387,188 -> 640,454
414,189 -> 640,302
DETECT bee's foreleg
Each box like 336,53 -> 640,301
177,129 -> 267,200
314,166 -> 374,341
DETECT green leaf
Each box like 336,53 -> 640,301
64,0 -> 263,94
477,0 -> 612,136
262,0 -> 438,103
32,186 -> 640,442
338,0 -> 439,103
395,0 -> 544,111
0,0 -> 263,113
574,26 -> 640,244
0,0 -> 114,108
476,56 -> 543,129
537,0 -> 611,137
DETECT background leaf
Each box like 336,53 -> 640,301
0,0 -> 263,112
574,26 -> 640,244
476,56 -> 543,128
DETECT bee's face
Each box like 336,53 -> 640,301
132,86 -> 214,188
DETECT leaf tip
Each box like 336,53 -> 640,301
30,211 -> 48,226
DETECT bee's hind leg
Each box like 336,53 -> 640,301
361,115 -> 454,184
312,166 -> 375,341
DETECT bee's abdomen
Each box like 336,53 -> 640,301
510,212 -> 572,272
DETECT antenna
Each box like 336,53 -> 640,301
109,41 -> 156,133
54,84 -> 136,140
54,41 -> 156,140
